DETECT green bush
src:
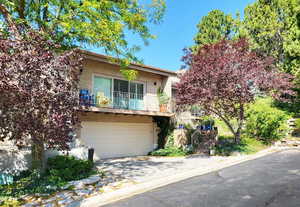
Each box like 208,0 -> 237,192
0,197 -> 22,207
215,119 -> 237,137
295,118 -> 300,129
47,155 -> 93,181
183,123 -> 197,145
0,170 -> 66,198
164,133 -> 175,148
0,155 -> 94,199
215,136 -> 266,156
150,133 -> 192,157
150,146 -> 190,157
245,98 -> 290,144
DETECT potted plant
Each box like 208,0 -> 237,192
96,92 -> 111,107
157,87 -> 170,112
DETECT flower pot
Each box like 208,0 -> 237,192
159,104 -> 167,112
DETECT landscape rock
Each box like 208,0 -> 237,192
22,202 -> 39,207
65,200 -> 82,207
35,193 -> 50,197
68,181 -> 85,190
81,175 -> 101,185
21,171 -> 130,206
71,195 -> 82,201
96,182 -> 104,187
75,189 -> 92,197
42,197 -> 57,204
56,191 -> 73,200
57,197 -> 74,205
62,183 -> 72,190
42,203 -> 56,207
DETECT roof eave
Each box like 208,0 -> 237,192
81,50 -> 177,77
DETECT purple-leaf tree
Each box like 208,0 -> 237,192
0,31 -> 82,172
176,38 -> 294,143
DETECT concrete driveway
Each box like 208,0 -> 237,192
96,154 -> 249,184
103,149 -> 300,207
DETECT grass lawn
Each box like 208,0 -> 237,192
215,119 -> 237,137
214,119 -> 267,156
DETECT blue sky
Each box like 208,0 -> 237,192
91,0 -> 254,71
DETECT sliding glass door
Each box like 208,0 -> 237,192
93,76 -> 112,107
113,79 -> 129,109
93,76 -> 144,110
129,82 -> 144,110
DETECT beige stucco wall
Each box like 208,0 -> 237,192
80,59 -> 174,112
80,112 -> 153,123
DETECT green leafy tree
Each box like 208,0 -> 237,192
0,0 -> 166,61
193,9 -> 239,51
243,0 -> 300,77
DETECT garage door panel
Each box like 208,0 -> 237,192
81,121 -> 154,159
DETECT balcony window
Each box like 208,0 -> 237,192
93,76 -> 112,107
129,82 -> 144,110
92,76 -> 144,110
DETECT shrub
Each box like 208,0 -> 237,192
164,133 -> 175,148
47,155 -> 94,182
150,146 -> 190,157
245,98 -> 290,144
183,123 -> 197,145
0,170 -> 66,198
150,133 -> 192,157
295,118 -> 300,129
157,87 -> 170,105
0,197 -> 22,207
215,119 -> 237,137
0,155 -> 94,198
215,136 -> 266,156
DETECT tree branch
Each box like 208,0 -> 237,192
17,0 -> 26,19
0,3 -> 21,39
209,107 -> 237,136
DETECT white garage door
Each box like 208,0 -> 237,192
81,122 -> 154,159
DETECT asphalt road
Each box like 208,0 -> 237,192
104,149 -> 300,207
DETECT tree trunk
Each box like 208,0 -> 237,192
234,105 -> 245,144
211,105 -> 245,144
31,139 -> 46,174
234,130 -> 241,144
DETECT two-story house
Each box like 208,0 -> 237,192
76,51 -> 176,159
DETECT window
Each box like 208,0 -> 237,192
130,82 -> 144,98
93,76 -> 112,107
129,82 -> 144,110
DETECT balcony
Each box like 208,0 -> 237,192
79,89 -> 173,117
80,89 -> 144,110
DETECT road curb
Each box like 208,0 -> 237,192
81,147 -> 282,207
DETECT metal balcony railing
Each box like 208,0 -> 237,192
79,89 -> 144,111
